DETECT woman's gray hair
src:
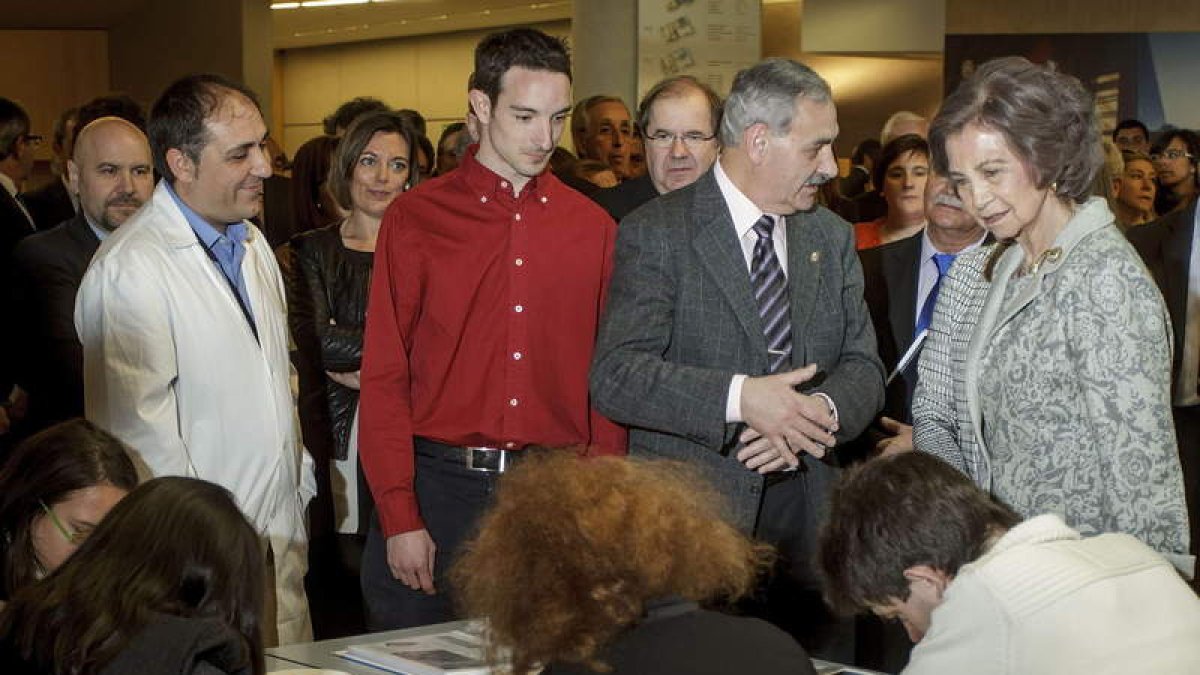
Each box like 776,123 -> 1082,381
929,56 -> 1103,203
720,58 -> 832,147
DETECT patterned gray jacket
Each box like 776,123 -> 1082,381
913,197 -> 1191,561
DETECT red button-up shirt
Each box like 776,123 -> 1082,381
359,148 -> 627,537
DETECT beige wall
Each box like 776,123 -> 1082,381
277,21 -> 571,156
0,30 -> 109,184
946,0 -> 1200,33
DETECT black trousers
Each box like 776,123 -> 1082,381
360,441 -> 502,631
742,467 -> 857,665
1175,405 -> 1200,564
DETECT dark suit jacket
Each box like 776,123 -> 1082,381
1127,198 -> 1196,391
258,174 -> 296,250
590,168 -> 885,533
858,231 -> 923,423
22,177 -> 74,231
10,213 -> 101,431
592,173 -> 659,223
0,187 -> 37,397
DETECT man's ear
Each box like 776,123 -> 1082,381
166,148 -> 196,185
743,122 -> 770,164
67,159 -> 81,195
903,564 -> 952,596
468,89 -> 492,127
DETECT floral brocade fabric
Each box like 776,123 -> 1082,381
978,224 -> 1189,556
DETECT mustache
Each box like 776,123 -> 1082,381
805,172 -> 834,187
106,195 -> 144,208
934,192 -> 964,209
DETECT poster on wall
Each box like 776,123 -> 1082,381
944,33 -> 1200,135
637,0 -> 761,101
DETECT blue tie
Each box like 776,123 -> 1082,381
916,252 -> 956,337
751,215 -> 792,373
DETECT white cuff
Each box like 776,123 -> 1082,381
726,374 -> 747,423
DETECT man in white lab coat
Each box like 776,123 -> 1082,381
76,73 -> 315,645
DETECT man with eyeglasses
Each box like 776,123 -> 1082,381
571,94 -> 635,181
593,76 -> 722,222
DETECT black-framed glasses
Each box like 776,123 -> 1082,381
645,131 -> 717,148
21,133 -> 43,148
1151,149 -> 1194,161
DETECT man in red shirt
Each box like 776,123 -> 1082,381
358,27 -> 627,630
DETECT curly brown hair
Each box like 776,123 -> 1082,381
452,452 -> 774,674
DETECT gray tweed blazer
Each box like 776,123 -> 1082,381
589,168 -> 884,533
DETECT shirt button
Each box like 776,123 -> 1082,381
540,196 -> 548,204
509,398 -> 519,407
515,257 -> 524,266
514,213 -> 522,221
505,442 -> 516,449
500,181 -> 509,189
513,351 -> 522,360
480,196 -> 488,203
514,304 -> 523,313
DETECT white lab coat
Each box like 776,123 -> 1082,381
76,181 -> 316,643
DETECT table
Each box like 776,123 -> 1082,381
265,621 -> 888,674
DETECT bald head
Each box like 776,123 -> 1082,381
69,117 -> 154,231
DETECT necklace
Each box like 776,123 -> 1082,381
1018,246 -> 1062,277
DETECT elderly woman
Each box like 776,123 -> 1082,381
0,419 -> 137,604
1110,150 -> 1157,229
287,110 -> 416,637
912,57 -> 1190,568
854,134 -> 930,249
453,452 -> 816,675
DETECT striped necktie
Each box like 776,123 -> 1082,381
751,215 -> 792,373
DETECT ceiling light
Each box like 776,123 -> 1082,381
302,0 -> 370,7
270,2 -> 300,8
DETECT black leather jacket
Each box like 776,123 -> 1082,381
288,225 -> 372,460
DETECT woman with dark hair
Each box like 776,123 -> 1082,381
287,110 -> 416,638
0,476 -> 264,674
453,452 -> 816,675
914,57 -> 1189,567
0,419 -> 137,603
289,134 -> 344,238
853,133 -> 930,249
1151,128 -> 1199,216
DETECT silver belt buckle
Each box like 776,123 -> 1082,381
465,446 -> 507,473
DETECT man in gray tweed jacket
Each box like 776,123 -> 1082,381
590,58 -> 884,658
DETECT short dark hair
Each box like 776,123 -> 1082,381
437,121 -> 466,152
77,94 -> 147,139
1154,128 -> 1200,179
148,73 -> 263,184
322,96 -> 388,136
818,452 -> 1019,615
471,28 -> 571,106
637,75 -> 723,140
0,97 -> 31,159
0,419 -> 138,601
873,133 -> 930,194
0,477 -> 265,675
1112,118 -> 1149,143
929,56 -> 1102,203
328,110 -> 418,211
396,108 -> 427,137
851,138 -> 881,167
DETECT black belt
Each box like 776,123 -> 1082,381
763,468 -> 803,488
414,437 -> 520,474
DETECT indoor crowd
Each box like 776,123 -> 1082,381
0,25 -> 1199,675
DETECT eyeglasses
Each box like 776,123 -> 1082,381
1151,149 -> 1194,161
645,131 -> 717,148
38,500 -> 89,545
21,133 -> 43,148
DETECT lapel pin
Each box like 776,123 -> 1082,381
810,251 -> 820,263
